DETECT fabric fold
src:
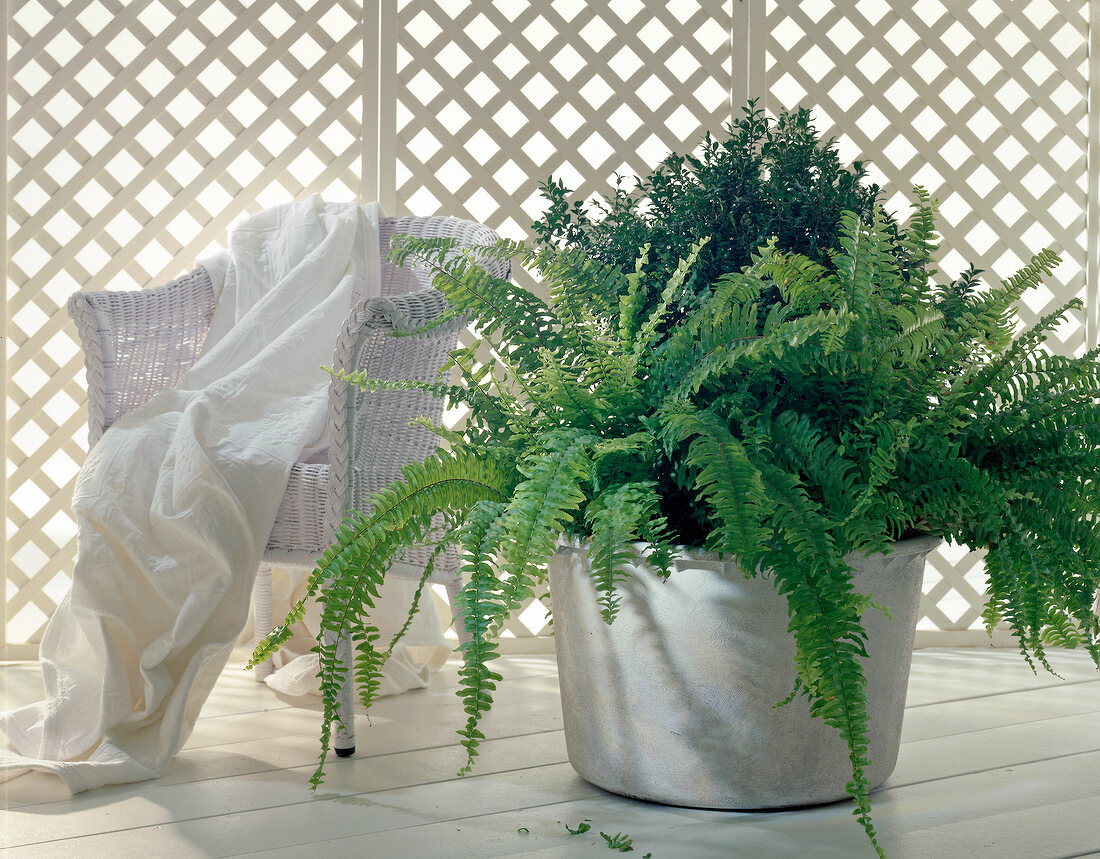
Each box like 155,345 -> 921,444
1,197 -> 445,793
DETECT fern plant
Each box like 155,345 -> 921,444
252,192 -> 1100,858
531,99 -> 924,325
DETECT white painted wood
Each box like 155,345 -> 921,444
251,566 -> 273,682
3,647 -> 1099,857
902,646 -> 1100,705
912,628 -> 1019,649
902,680 -> 1100,742
891,709 -> 1100,786
1089,0 -> 1100,349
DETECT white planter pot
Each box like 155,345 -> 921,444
548,535 -> 941,809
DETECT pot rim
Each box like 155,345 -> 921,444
555,533 -> 943,563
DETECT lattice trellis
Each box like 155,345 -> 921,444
5,0 -> 364,657
389,0 -> 734,646
390,0 -> 733,239
3,0 -> 1097,655
761,0 -> 1091,637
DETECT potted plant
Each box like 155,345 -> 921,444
253,190 -> 1100,856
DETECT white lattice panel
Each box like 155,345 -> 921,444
390,0 -> 733,240
388,0 -> 735,439
763,0 -> 1091,635
3,1 -> 1096,653
4,0 -> 364,657
390,0 -> 734,643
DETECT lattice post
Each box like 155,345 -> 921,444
1089,0 -> 1099,349
378,0 -> 398,214
1,0 -> 9,657
746,0 -> 765,106
361,0 -> 379,204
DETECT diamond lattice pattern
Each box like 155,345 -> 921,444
765,0 -> 1090,631
393,0 -> 733,643
4,0 -> 1094,653
5,0 -> 364,655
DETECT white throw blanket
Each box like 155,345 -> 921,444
0,198 -> 445,792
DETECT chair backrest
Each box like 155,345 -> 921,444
68,268 -> 218,447
71,214 -> 510,448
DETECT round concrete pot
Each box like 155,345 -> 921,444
548,535 -> 940,809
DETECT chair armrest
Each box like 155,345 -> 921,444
324,289 -> 466,578
379,215 -> 512,295
67,268 -> 216,447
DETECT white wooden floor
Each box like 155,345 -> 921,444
3,646 -> 1100,858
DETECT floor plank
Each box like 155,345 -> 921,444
2,647 -> 1099,858
900,680 -> 1100,742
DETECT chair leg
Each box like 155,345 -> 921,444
327,580 -> 464,759
253,564 -> 274,682
329,629 -> 357,757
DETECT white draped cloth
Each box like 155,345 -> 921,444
0,198 -> 446,793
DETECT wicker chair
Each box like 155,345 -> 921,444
67,215 -> 508,756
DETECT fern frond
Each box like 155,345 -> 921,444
831,207 -> 900,336
531,347 -> 611,428
530,242 -> 622,321
754,465 -> 881,855
390,235 -> 565,371
633,238 -> 710,355
757,410 -> 860,526
592,432 -> 655,493
895,249 -> 1061,418
586,482 -> 659,622
943,299 -> 1087,422
618,244 -> 651,343
666,410 -> 773,566
897,186 -> 939,289
867,305 -> 944,394
494,430 -> 595,629
454,500 -> 509,773
673,304 -> 853,403
255,448 -> 513,787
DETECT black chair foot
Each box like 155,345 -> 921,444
335,745 -> 355,758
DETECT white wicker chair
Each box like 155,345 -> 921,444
67,215 -> 509,757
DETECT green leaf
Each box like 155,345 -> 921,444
665,411 -> 772,567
